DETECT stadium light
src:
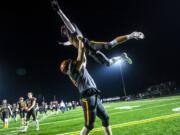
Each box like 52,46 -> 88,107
119,62 -> 127,97
112,59 -> 127,97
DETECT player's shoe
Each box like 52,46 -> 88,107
129,32 -> 145,40
3,124 -> 8,129
121,53 -> 132,64
21,129 -> 27,133
21,126 -> 28,133
51,0 -> 60,12
36,127 -> 40,131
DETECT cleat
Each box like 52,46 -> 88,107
36,127 -> 40,131
130,32 -> 145,40
121,53 -> 132,64
21,126 -> 28,133
21,129 -> 27,133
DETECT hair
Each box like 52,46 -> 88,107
61,25 -> 69,38
60,25 -> 76,41
19,97 -> 24,100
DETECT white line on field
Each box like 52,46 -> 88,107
56,113 -> 180,135
111,102 -> 180,115
0,111 -> 55,132
1,100 -> 180,133
39,101 -> 180,126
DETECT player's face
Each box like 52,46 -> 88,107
19,98 -> 23,102
28,93 -> 33,98
2,100 -> 7,104
60,60 -> 69,74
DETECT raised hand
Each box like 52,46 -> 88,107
51,0 -> 61,12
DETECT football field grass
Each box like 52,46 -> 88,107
1,95 -> 180,135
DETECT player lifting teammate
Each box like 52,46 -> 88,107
52,0 -> 144,66
60,37 -> 112,135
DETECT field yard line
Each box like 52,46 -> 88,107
40,101 -> 180,126
128,97 -> 180,103
1,101 -> 179,132
57,113 -> 180,135
48,97 -> 180,118
0,111 -> 55,132
47,97 -> 180,118
41,117 -> 83,126
111,102 -> 180,115
0,97 -> 179,124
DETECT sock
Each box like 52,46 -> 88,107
109,39 -> 118,47
4,119 -> 8,128
23,121 -> 29,131
35,120 -> 39,130
126,34 -> 133,40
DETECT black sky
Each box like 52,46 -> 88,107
0,0 -> 179,103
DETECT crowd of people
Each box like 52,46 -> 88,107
0,92 -> 79,132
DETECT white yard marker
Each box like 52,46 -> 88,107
172,107 -> 180,112
115,105 -> 140,110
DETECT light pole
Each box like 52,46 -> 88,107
120,64 -> 127,97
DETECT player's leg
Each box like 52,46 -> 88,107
21,111 -> 31,132
24,111 -> 27,125
90,32 -> 144,51
96,98 -> 112,135
108,32 -> 144,49
4,112 -> 9,128
2,112 -> 5,128
80,96 -> 97,135
103,126 -> 113,135
108,52 -> 132,65
32,109 -> 39,131
89,50 -> 132,66
14,111 -> 17,121
20,111 -> 27,128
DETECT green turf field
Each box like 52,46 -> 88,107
1,95 -> 180,135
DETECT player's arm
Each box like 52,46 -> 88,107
76,38 -> 86,72
16,103 -> 19,109
28,100 -> 36,111
8,105 -> 13,115
51,0 -> 76,34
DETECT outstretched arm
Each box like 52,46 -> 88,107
76,38 -> 86,72
51,0 -> 76,34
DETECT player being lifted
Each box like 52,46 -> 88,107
0,100 -> 12,129
60,37 -> 112,135
21,92 -> 39,132
17,97 -> 27,128
52,0 -> 144,66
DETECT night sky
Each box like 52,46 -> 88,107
0,0 -> 179,103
